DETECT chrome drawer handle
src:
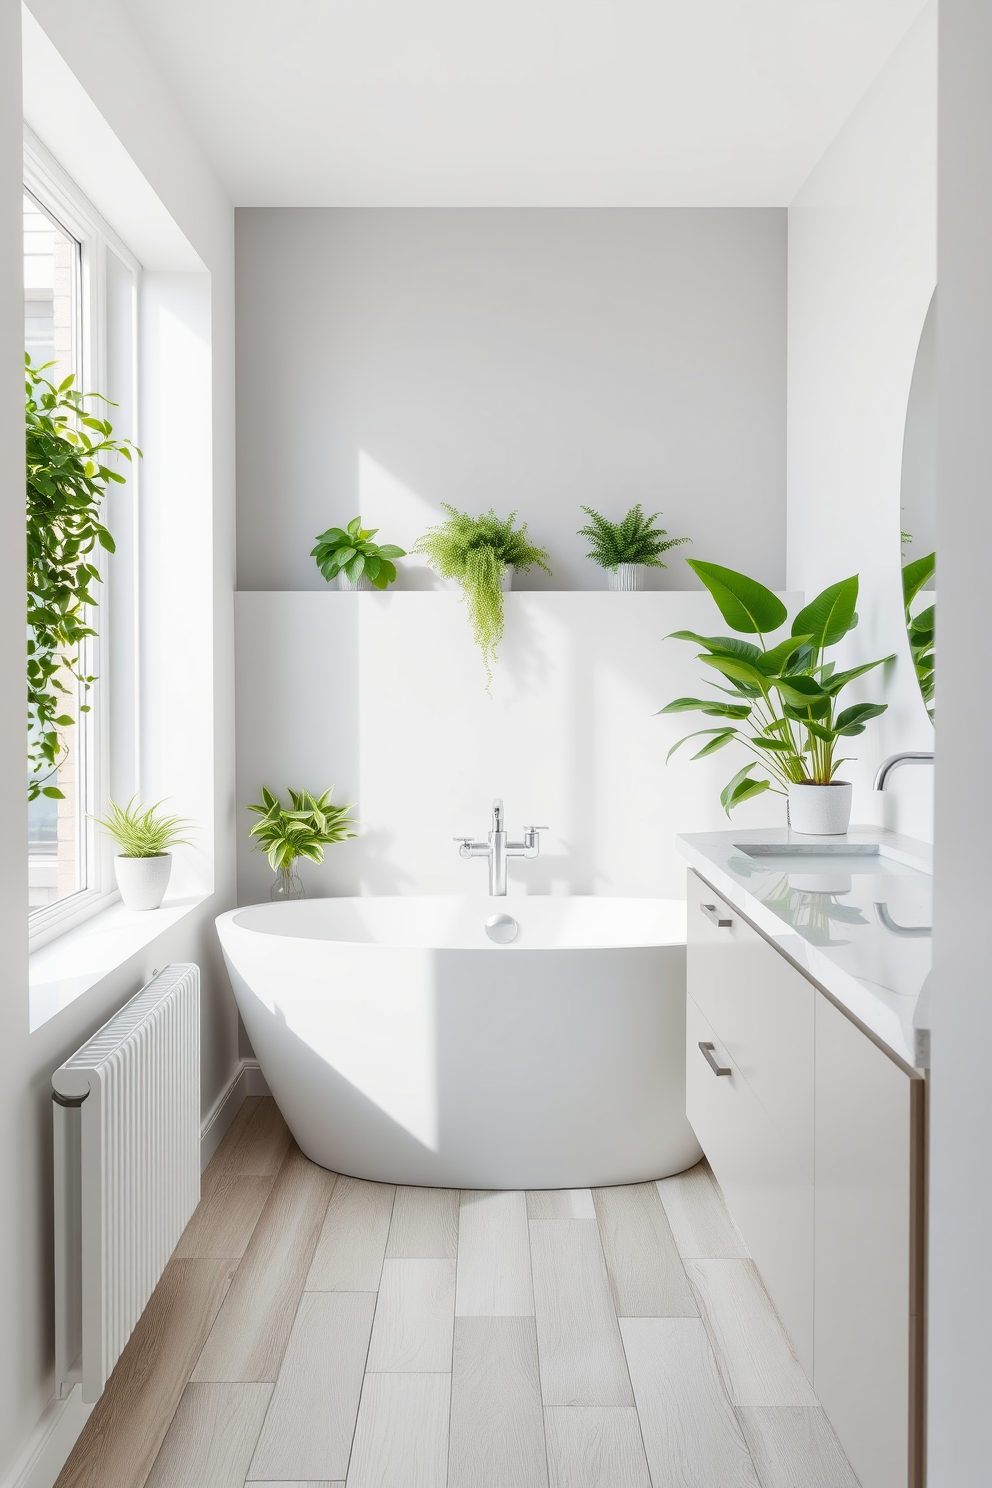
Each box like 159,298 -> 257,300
699,1041 -> 732,1077
701,902 -> 733,928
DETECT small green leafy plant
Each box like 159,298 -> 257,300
660,561 -> 894,814
311,516 -> 406,589
578,503 -> 689,571
903,550 -> 935,721
26,357 -> 140,800
413,505 -> 551,682
92,798 -> 195,858
247,787 -> 356,869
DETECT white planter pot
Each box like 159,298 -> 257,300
337,570 -> 375,592
500,569 -> 513,592
788,782 -> 853,836
608,564 -> 642,592
115,853 -> 172,910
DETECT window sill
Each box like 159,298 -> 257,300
29,891 -> 210,1033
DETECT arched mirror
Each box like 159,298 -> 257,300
900,289 -> 936,721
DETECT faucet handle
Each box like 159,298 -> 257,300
524,824 -> 548,835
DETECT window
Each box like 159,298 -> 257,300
25,138 -> 140,944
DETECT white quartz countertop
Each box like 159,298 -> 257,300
677,826 -> 932,1071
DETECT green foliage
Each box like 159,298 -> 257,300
903,551 -> 935,721
247,786 -> 356,870
413,505 -> 552,682
26,357 -> 140,801
91,797 -> 195,858
577,504 -> 689,571
310,515 -> 406,589
660,563 -> 894,814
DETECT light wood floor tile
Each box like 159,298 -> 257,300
526,1189 -> 596,1219
145,1382 -> 272,1487
738,1407 -> 860,1488
193,1148 -> 335,1383
306,1175 -> 395,1291
55,1258 -> 236,1488
367,1260 -> 456,1372
248,1292 -> 376,1482
455,1190 -> 533,1316
448,1318 -> 548,1488
227,1097 -> 293,1176
201,1098 -> 261,1200
593,1183 -> 698,1318
386,1185 -> 459,1258
656,1161 -> 749,1259
529,1220 -> 633,1407
248,1483 -> 342,1487
544,1406 -> 651,1488
686,1260 -> 817,1408
347,1373 -> 451,1488
175,1174 -> 275,1259
621,1318 -> 760,1488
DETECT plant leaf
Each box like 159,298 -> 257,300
791,576 -> 859,648
687,560 -> 787,635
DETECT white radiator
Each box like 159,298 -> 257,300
52,963 -> 200,1403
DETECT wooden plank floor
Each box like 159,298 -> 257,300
56,1099 -> 859,1488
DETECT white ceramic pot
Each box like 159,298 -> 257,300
337,570 -> 375,592
115,853 -> 172,910
499,569 -> 513,592
788,782 -> 853,836
608,564 -> 642,592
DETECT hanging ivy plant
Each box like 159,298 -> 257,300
25,356 -> 140,800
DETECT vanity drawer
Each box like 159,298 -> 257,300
686,993 -> 814,1376
687,869 -> 814,1179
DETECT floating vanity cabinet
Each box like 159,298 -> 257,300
685,870 -> 815,1374
685,867 -> 926,1488
814,993 -> 925,1488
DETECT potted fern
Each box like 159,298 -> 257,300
578,504 -> 689,590
311,516 -> 406,591
413,505 -> 552,682
247,786 -> 356,900
92,798 -> 195,910
660,561 -> 893,834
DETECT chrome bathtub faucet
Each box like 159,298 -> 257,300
454,798 -> 546,896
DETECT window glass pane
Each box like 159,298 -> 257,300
24,192 -> 86,912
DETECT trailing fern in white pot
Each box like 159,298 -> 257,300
92,798 -> 195,910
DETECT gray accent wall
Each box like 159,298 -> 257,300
235,208 -> 786,592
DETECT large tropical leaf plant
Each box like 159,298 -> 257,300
660,561 -> 894,815
902,550 -> 935,721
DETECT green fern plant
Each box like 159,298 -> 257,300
578,503 -> 689,572
91,797 -> 195,857
412,505 -> 552,682
247,786 -> 356,869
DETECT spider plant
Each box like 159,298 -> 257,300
660,561 -> 894,814
577,503 -> 689,572
91,797 -> 195,857
247,786 -> 356,869
413,505 -> 551,682
311,516 -> 405,589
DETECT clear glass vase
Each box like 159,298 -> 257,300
270,864 -> 306,902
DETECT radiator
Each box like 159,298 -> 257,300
52,963 -> 200,1402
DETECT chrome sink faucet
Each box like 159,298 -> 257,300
455,798 -> 546,896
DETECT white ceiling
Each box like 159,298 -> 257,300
121,0 -> 929,207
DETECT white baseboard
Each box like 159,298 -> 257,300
0,1386 -> 92,1488
199,1058 -> 270,1170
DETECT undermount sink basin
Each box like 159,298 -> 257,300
734,841 -> 929,878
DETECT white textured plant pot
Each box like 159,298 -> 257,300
115,853 -> 172,910
337,571 -> 375,592
788,782 -> 853,836
608,564 -> 642,591
500,569 -> 513,592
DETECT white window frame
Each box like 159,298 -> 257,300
25,131 -> 142,950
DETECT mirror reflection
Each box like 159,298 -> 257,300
900,289 -> 936,721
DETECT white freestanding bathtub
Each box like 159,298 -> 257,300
215,895 -> 701,1189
